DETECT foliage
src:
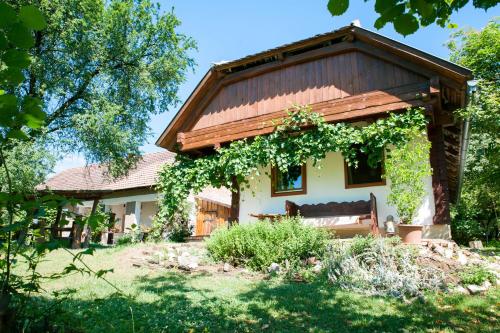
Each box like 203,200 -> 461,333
116,224 -> 142,246
88,205 -> 112,242
206,217 -> 329,271
448,20 -> 499,243
325,236 -> 444,298
459,265 -> 497,285
326,0 -> 498,36
0,140 -> 55,194
156,106 -> 428,234
0,3 -> 123,329
3,0 -> 195,177
149,199 -> 192,242
384,128 -> 432,223
13,246 -> 500,333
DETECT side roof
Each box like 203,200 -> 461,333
156,25 -> 472,150
38,151 -> 175,193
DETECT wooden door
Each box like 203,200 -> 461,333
195,199 -> 231,236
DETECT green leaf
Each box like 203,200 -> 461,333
393,14 -> 419,36
0,3 -> 17,29
6,129 -> 29,140
0,67 -> 24,86
0,33 -> 8,50
375,0 -> 397,14
6,22 -> 34,48
327,0 -> 349,16
0,94 -> 17,125
2,49 -> 31,68
19,5 -> 47,30
412,0 -> 435,17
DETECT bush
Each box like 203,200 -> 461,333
116,224 -> 142,246
206,217 -> 329,271
459,265 -> 497,285
325,236 -> 444,298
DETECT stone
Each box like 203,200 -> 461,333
312,262 -> 323,274
433,245 -> 446,257
466,284 -> 488,295
454,285 -> 469,295
469,240 -> 483,249
306,257 -> 317,265
443,248 -> 454,259
268,263 -> 281,274
223,263 -> 231,272
457,251 -> 468,265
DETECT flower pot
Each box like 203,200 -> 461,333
397,224 -> 423,244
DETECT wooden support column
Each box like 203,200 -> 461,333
83,198 -> 99,248
50,205 -> 63,239
229,176 -> 240,227
428,125 -> 451,224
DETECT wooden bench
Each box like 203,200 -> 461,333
285,193 -> 379,237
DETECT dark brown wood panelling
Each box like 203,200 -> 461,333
192,51 -> 426,130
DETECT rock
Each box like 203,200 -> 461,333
312,262 -> 323,274
466,284 -> 488,295
457,251 -> 468,265
434,245 -> 446,257
454,285 -> 469,295
223,263 -> 231,272
443,248 -> 454,259
268,262 -> 281,274
306,257 -> 317,265
469,240 -> 483,249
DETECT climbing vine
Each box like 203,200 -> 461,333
153,106 -> 428,238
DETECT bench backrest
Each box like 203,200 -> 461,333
286,200 -> 371,218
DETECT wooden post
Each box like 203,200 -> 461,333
51,205 -> 63,239
83,198 -> 99,248
228,176 -> 240,227
428,124 -> 451,224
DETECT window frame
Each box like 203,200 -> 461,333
344,156 -> 386,189
271,164 -> 307,197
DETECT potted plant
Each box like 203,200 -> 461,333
385,128 -> 432,244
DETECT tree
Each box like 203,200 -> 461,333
447,19 -> 499,243
327,0 -> 498,36
5,0 -> 195,177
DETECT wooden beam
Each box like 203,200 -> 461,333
178,83 -> 431,151
428,124 -> 451,224
82,198 -> 99,248
229,176 -> 240,226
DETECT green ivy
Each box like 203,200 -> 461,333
153,106 -> 428,238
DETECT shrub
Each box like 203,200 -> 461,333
459,265 -> 497,285
206,217 -> 329,271
116,224 -> 142,246
325,236 -> 444,298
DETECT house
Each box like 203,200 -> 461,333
155,26 -> 472,239
39,151 -> 231,239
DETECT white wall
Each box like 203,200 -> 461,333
140,201 -> 158,228
239,151 -> 435,227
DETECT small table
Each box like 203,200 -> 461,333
250,213 -> 286,222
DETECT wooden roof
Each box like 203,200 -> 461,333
156,25 -> 471,151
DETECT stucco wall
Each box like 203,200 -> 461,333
239,151 -> 435,228
140,201 -> 158,228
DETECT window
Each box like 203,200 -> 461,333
345,152 -> 385,188
271,164 -> 307,196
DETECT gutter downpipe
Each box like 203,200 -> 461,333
456,80 -> 476,205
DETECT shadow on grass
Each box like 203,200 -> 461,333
17,273 -> 499,333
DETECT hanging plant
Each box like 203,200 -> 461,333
384,128 -> 432,224
152,106 -> 428,239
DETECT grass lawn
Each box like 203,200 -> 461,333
18,243 -> 500,333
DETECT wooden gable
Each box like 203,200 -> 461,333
193,51 -> 427,130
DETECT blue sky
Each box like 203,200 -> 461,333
54,1 -> 499,172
